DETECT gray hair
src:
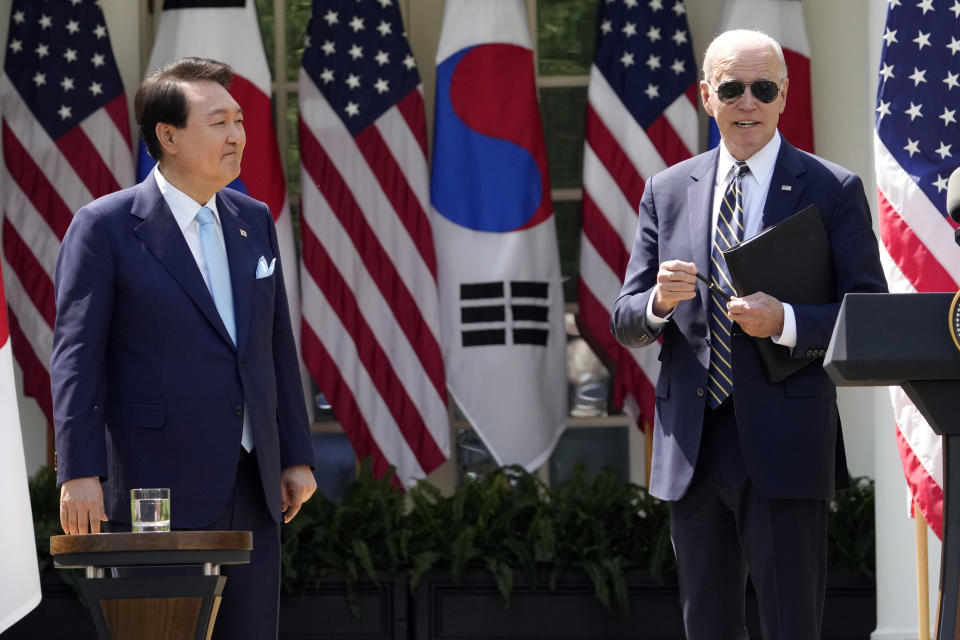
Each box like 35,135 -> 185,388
701,29 -> 787,85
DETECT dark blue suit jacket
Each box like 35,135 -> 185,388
610,140 -> 887,502
52,177 -> 315,528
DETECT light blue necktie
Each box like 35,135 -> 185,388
197,207 -> 253,452
196,206 -> 236,345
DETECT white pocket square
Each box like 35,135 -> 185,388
256,256 -> 276,279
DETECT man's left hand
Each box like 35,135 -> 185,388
280,466 -> 317,523
727,292 -> 784,338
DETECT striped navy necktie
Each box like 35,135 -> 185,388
707,161 -> 749,409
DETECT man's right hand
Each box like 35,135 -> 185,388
653,260 -> 698,317
60,476 -> 108,535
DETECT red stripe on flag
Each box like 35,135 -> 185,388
2,120 -> 73,240
301,321 -> 397,481
230,75 -> 286,219
577,281 -> 656,429
56,127 -> 121,200
685,84 -> 698,106
877,189 -> 958,292
395,88 -> 428,159
2,219 -> 56,327
580,190 -> 632,279
299,118 -> 446,398
896,424 -> 944,539
780,49 -> 814,153
585,105 -> 645,212
7,309 -> 52,422
301,223 -> 447,472
354,123 -> 438,279
645,113 -> 693,168
104,93 -> 132,143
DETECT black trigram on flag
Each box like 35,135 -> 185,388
460,281 -> 551,347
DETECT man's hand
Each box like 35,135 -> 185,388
652,260 -> 698,317
280,466 -> 317,524
727,291 -> 785,338
60,477 -> 107,535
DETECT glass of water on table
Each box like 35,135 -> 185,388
130,488 -> 170,532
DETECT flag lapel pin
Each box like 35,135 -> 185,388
239,229 -> 247,237
781,185 -> 792,191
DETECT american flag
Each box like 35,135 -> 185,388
874,0 -> 960,538
578,0 -> 698,436
1,0 -> 132,426
298,0 -> 449,486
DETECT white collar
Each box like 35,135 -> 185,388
152,165 -> 220,231
715,131 -> 782,188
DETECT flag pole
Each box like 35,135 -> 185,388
915,500 -> 930,640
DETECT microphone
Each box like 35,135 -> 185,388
948,166 -> 960,222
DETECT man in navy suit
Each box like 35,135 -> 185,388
610,30 -> 886,639
52,57 -> 316,639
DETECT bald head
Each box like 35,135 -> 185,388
702,29 -> 787,85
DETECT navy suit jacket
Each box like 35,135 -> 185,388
610,139 -> 887,502
52,177 -> 315,528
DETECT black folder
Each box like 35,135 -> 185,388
721,204 -> 835,382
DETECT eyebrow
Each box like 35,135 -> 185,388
206,106 -> 243,117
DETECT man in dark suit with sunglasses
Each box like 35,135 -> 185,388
610,29 -> 886,640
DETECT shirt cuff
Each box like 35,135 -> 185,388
646,292 -> 672,328
771,302 -> 796,348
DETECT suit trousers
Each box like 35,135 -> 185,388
110,449 -> 281,639
208,449 -> 281,640
670,403 -> 828,640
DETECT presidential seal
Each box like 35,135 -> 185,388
950,290 -> 960,353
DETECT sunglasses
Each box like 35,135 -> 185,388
708,80 -> 781,104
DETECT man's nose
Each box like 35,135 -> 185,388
227,123 -> 244,142
737,86 -> 759,107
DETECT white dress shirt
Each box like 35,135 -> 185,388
153,167 -> 222,292
646,132 -> 797,349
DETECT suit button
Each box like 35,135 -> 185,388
696,388 -> 704,397
234,405 -> 243,416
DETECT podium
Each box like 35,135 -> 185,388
50,531 -> 252,640
825,292 -> 960,640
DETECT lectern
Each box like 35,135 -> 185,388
825,292 -> 960,640
50,531 -> 251,640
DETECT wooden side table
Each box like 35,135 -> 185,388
50,531 -> 251,640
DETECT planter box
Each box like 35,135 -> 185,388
413,569 -> 875,640
412,569 -> 684,640
279,574 -> 408,640
3,569 -> 872,640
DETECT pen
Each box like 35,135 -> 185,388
694,271 -> 733,301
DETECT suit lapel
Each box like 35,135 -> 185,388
218,192 -> 254,355
132,180 -> 235,348
761,139 -> 806,229
688,149 -> 719,306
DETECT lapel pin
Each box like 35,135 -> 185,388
781,185 -> 792,191
239,229 -> 247,237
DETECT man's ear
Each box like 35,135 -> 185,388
778,76 -> 789,114
155,122 -> 177,156
699,81 -> 715,118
